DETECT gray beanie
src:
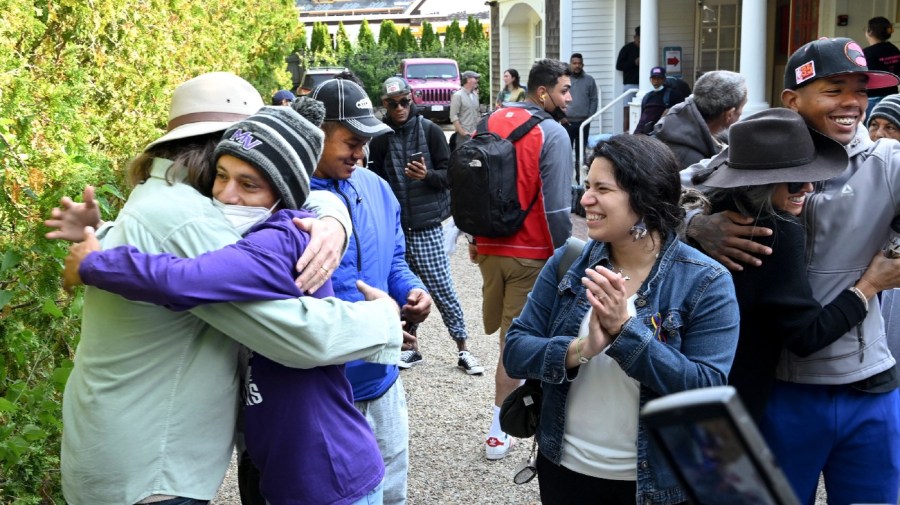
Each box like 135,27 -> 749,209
214,98 -> 325,209
869,94 -> 900,129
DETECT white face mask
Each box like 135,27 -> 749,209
652,85 -> 664,92
212,199 -> 279,235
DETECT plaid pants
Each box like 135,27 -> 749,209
405,225 -> 468,341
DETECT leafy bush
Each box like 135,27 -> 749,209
0,0 -> 301,501
0,4 -> 488,501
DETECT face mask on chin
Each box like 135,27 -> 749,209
652,85 -> 664,92
545,92 -> 567,121
212,199 -> 279,235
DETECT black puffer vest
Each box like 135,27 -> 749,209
383,114 -> 450,230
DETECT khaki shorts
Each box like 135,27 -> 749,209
476,254 -> 546,339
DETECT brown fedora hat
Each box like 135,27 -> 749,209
702,108 -> 848,189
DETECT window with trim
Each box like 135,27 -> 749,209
696,0 -> 741,76
534,20 -> 543,60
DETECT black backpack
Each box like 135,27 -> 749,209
448,109 -> 548,237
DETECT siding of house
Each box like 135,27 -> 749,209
508,23 -> 534,78
659,0 -> 696,85
569,0 -> 616,134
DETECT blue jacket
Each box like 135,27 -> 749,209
311,168 -> 425,401
503,234 -> 739,505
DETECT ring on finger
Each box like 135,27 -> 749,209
320,266 -> 329,274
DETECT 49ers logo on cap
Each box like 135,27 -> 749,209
795,61 -> 816,85
844,41 -> 868,67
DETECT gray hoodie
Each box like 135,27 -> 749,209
775,130 -> 899,384
653,97 -> 724,169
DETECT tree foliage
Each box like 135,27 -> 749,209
463,15 -> 486,44
335,21 -> 353,57
377,20 -> 399,52
357,19 -> 376,50
444,19 -> 463,49
420,21 -> 441,52
398,26 -> 418,53
0,0 -> 302,501
0,5 -> 489,501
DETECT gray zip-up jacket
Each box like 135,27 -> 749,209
775,129 -> 899,384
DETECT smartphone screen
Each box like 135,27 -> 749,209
641,387 -> 800,505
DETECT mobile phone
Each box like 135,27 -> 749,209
641,386 -> 800,505
409,152 -> 423,163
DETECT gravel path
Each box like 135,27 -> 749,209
212,213 -> 830,505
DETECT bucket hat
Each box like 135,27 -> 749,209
701,108 -> 848,189
310,79 -> 392,138
784,37 -> 900,90
146,72 -> 264,150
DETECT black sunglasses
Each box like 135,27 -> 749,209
787,182 -> 806,194
386,98 -> 412,109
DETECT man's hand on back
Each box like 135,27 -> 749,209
687,210 -> 773,271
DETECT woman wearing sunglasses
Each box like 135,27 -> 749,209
692,108 -> 892,424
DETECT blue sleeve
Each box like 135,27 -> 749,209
605,265 -> 740,395
503,246 -> 577,384
79,213 -> 310,310
386,194 -> 425,304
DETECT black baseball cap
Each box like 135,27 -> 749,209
784,37 -> 900,90
310,79 -> 392,138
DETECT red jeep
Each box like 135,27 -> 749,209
399,58 -> 460,122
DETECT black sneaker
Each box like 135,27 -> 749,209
457,350 -> 484,375
398,350 -> 424,369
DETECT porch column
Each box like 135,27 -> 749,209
629,0 -> 660,132
739,0 -> 770,115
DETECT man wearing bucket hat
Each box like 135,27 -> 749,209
47,72 -> 404,505
310,77 -> 428,505
686,38 -> 900,504
369,76 -> 484,374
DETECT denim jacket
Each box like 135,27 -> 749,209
504,233 -> 739,505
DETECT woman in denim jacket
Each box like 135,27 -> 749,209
504,134 -> 739,505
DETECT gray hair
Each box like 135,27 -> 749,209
693,70 -> 748,120
692,162 -> 784,221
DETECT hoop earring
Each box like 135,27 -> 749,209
630,218 -> 648,241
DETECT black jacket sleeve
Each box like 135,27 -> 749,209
423,120 -> 451,190
734,217 -> 867,357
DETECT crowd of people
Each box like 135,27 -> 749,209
42,18 -> 900,505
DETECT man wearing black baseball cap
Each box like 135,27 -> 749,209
687,37 -> 900,505
310,77 -> 430,505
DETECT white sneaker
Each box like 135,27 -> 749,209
457,350 -> 484,375
485,433 -> 516,460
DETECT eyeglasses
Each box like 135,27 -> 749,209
787,182 -> 807,194
386,98 -> 411,109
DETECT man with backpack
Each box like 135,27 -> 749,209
634,66 -> 686,135
369,76 -> 484,375
456,58 -> 573,461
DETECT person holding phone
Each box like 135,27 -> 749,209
369,76 -> 484,375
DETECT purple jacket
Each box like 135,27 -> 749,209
78,209 -> 384,504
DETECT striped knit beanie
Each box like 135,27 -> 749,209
869,94 -> 900,130
214,97 -> 326,209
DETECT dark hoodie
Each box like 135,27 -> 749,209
652,97 -> 725,169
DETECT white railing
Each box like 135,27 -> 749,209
576,88 -> 639,185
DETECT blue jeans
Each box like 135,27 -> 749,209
349,481 -> 384,505
761,381 -> 900,505
141,499 -> 208,505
